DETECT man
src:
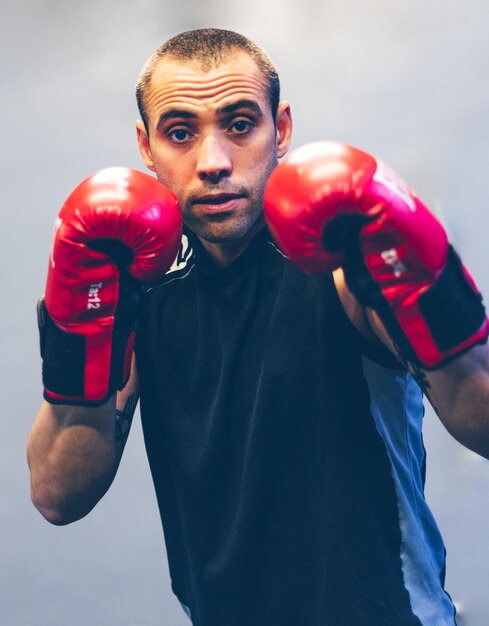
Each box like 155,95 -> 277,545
28,28 -> 489,625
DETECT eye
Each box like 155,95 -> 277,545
229,119 -> 253,135
167,128 -> 192,144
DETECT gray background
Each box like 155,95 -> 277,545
2,0 -> 489,624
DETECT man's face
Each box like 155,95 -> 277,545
136,53 -> 292,244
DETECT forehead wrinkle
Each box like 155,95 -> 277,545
147,78 -> 266,106
145,67 -> 269,120
151,87 -> 265,115
154,68 -> 254,85
152,78 -> 265,100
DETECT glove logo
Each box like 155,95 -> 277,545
373,162 -> 416,213
49,217 -> 63,269
381,248 -> 406,278
87,282 -> 103,310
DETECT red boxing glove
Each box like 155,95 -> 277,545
39,167 -> 182,404
264,141 -> 488,368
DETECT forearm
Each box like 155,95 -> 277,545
423,342 -> 489,459
365,306 -> 489,458
27,396 -> 120,525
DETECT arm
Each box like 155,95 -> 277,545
335,267 -> 489,458
365,301 -> 489,459
265,141 -> 489,458
29,167 -> 181,523
27,361 -> 139,525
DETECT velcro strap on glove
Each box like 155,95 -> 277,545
418,246 -> 486,352
38,273 -> 143,405
344,245 -> 488,369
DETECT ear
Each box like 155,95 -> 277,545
136,120 -> 156,172
275,101 -> 293,159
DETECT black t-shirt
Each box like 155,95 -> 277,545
136,227 -> 456,626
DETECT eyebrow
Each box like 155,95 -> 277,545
156,99 -> 264,132
219,99 -> 264,117
156,109 -> 196,132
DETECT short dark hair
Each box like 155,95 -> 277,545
135,28 -> 280,134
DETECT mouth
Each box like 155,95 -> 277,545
192,193 -> 246,210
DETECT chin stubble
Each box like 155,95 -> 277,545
182,197 -> 264,243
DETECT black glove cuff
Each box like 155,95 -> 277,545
38,298 -> 87,401
38,296 -> 139,406
418,245 -> 487,353
344,245 -> 488,370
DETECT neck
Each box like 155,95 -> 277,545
198,216 -> 266,268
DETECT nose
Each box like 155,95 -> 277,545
196,135 -> 233,182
